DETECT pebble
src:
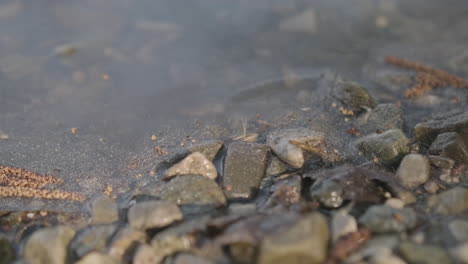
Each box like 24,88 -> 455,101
164,152 -> 218,180
429,132 -> 468,165
385,198 -> 405,209
75,252 -> 118,264
448,219 -> 468,242
266,156 -> 290,177
310,179 -> 344,208
331,80 -> 376,111
427,187 -> 468,215
128,201 -> 182,230
414,110 -> 468,144
395,154 -> 430,189
428,155 -> 455,169
267,128 -> 325,169
172,253 -> 214,264
223,142 -> 269,199
348,235 -> 399,263
107,227 -> 146,259
90,195 -> 119,224
424,181 -> 440,194
133,244 -> 161,264
331,210 -> 357,242
398,241 -> 453,264
258,213 -> 329,264
358,103 -> 405,134
0,233 -> 15,264
69,224 -> 118,259
23,226 -> 76,264
355,129 -> 409,165
450,242 -> 468,264
359,205 -> 417,233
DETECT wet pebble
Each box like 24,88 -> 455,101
223,142 -> 269,199
107,227 -> 146,259
358,103 -> 405,134
69,224 -> 118,259
398,241 -> 453,264
424,181 -> 440,194
258,213 -> 329,264
331,80 -> 376,111
331,210 -> 357,242
90,195 -> 119,225
164,152 -> 218,180
414,111 -> 468,144
355,129 -> 409,165
22,226 -> 76,264
75,252 -> 118,264
448,219 -> 468,242
429,132 -> 468,165
128,201 -> 182,230
359,205 -> 417,233
133,244 -> 160,264
267,128 -> 325,169
427,187 -> 468,215
395,154 -> 430,189
428,155 -> 455,169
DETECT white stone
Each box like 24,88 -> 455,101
164,152 -> 217,180
385,198 -> 405,209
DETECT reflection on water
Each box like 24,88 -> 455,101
1,0 -> 468,210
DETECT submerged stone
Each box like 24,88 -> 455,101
358,103 -> 405,134
257,213 -> 329,264
355,129 -> 409,165
331,210 -> 357,242
128,201 -> 182,230
398,242 -> 453,264
359,205 -> 417,233
164,152 -> 218,180
427,187 -> 468,215
90,195 -> 119,225
0,233 -> 14,264
23,226 -> 76,264
395,154 -> 430,189
429,132 -> 468,165
223,142 -> 269,199
331,80 -> 376,111
414,111 -> 468,144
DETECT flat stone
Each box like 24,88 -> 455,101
355,129 -> 409,165
164,152 -> 218,180
429,132 -> 468,165
266,156 -> 290,177
69,224 -> 118,259
331,80 -> 376,111
358,103 -> 405,134
331,210 -> 357,242
128,201 -> 182,230
258,213 -> 329,264
428,155 -> 455,169
223,142 -> 269,199
267,128 -> 325,169
107,227 -> 146,259
414,111 -> 468,144
90,195 -> 119,225
75,252 -> 118,264
0,233 -> 14,264
427,187 -> 468,215
150,175 -> 226,207
359,205 -> 417,233
398,242 -> 453,264
23,226 -> 76,264
449,219 -> 468,242
395,154 -> 430,189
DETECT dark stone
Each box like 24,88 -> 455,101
358,103 -> 405,134
355,129 -> 409,165
331,80 -> 376,111
223,142 -> 269,199
429,132 -> 468,165
0,233 -> 14,264
414,111 -> 468,145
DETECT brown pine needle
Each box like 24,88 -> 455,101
0,186 -> 86,201
0,166 -> 63,185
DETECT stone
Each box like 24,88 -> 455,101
398,242 -> 453,264
128,201 -> 182,230
164,152 -> 218,180
331,80 -> 376,111
385,198 -> 405,209
428,155 -> 455,169
347,235 -> 399,263
331,210 -> 357,242
310,179 -> 344,208
75,252 -> 118,264
0,233 -> 14,264
257,213 -> 329,264
223,142 -> 269,199
172,253 -> 214,264
188,140 -> 223,160
266,156 -> 290,177
429,132 -> 468,165
427,187 -> 468,215
90,195 -> 119,224
23,226 -> 76,264
141,175 -> 226,207
359,205 -> 417,233
69,224 -> 118,259
358,103 -> 405,134
424,181 -> 440,194
355,129 -> 409,165
449,219 -> 468,242
370,252 -> 407,264
133,244 -> 161,264
414,111 -> 468,144
267,128 -> 325,169
395,154 -> 430,189
450,242 -> 468,264
107,227 -> 146,259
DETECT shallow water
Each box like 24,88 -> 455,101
1,0 -> 468,211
